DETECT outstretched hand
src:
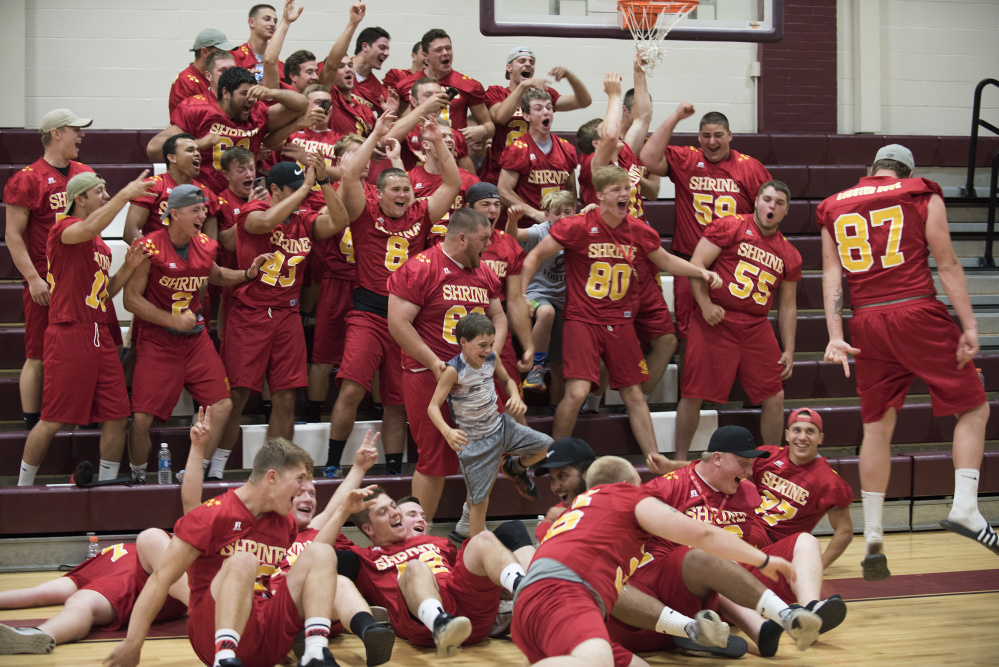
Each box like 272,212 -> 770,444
354,429 -> 381,471
282,0 -> 303,23
341,485 -> 377,515
824,339 -> 860,377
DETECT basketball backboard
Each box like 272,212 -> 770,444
480,0 -> 783,43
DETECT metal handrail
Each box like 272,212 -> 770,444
964,78 -> 999,198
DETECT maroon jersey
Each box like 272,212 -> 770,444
579,144 -> 648,222
752,445 -> 853,538
168,63 -> 210,115
350,196 -> 432,296
216,188 -> 251,271
400,126 -> 469,172
665,146 -> 771,256
285,127 -> 339,212
397,69 -> 485,131
816,176 -> 941,307
170,96 -> 270,194
387,244 -> 502,370
353,72 -> 388,114
408,165 -> 480,238
135,228 -> 217,336
483,84 -> 561,183
533,483 -> 655,614
231,42 -> 283,83
481,228 -> 524,302
129,171 -> 221,236
3,158 -> 94,276
550,210 -> 662,325
702,213 -> 802,321
234,199 -> 317,309
645,463 -> 767,549
329,87 -> 375,139
498,133 -> 578,214
45,215 -> 114,325
382,68 -> 411,91
174,489 -> 296,607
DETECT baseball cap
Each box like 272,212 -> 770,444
267,162 -> 307,190
192,28 -> 237,52
706,425 -> 770,459
787,407 -> 823,432
466,182 -> 501,205
533,437 -> 595,476
164,184 -> 206,219
40,109 -> 93,135
506,46 -> 536,79
874,144 -> 915,172
64,172 -> 106,215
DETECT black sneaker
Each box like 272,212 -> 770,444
501,458 -> 538,500
360,622 -> 395,666
432,612 -> 472,658
674,634 -> 748,659
861,542 -> 890,581
217,659 -> 243,667
806,594 -> 847,634
301,646 -> 340,666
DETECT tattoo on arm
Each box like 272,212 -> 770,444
833,289 -> 843,320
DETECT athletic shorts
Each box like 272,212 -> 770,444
562,320 -> 649,390
403,368 -> 459,477
23,285 -> 48,360
311,277 -> 354,366
188,584 -> 302,667
606,546 -> 719,653
41,323 -> 130,425
495,330 -> 521,403
65,546 -> 187,631
672,275 -> 694,339
681,312 -> 784,405
527,299 -> 565,364
105,302 -> 124,347
743,533 -> 801,603
512,578 -> 633,667
634,260 -> 676,345
851,297 -> 987,423
131,327 -> 231,421
221,303 -> 307,393
336,310 -> 404,405
458,413 -> 552,505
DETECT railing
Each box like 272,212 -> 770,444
964,79 -> 999,267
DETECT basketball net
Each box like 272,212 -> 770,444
618,1 -> 699,75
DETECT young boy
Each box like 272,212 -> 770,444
505,192 -> 575,392
427,313 -> 552,537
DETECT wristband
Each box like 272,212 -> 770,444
244,268 -> 251,281
761,554 -> 770,569
316,176 -> 330,185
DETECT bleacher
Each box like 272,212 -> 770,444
1,128 -> 998,539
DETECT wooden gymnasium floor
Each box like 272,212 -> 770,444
1,531 -> 997,666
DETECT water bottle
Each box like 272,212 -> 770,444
86,533 -> 100,559
158,443 -> 172,485
977,367 -> 985,388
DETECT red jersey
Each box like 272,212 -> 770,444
408,165 -> 480,237
498,133 -> 578,215
481,228 -> 524,301
382,68 -> 411,91
400,126 -> 469,172
170,96 -> 270,194
483,84 -> 561,183
386,244 -> 502,370
816,176 -> 941,307
270,529 -> 355,594
135,228 -> 217,337
234,198 -> 317,309
397,69 -> 486,131
752,445 -> 853,538
173,489 -> 296,607
549,210 -> 662,325
129,171 -> 221,236
664,146 -> 771,256
644,463 -> 768,550
45,215 -> 114,325
216,188 -> 252,270
350,196 -> 432,296
579,144 -> 648,222
353,72 -> 388,115
284,127 -> 339,212
231,42 -> 283,83
3,158 -> 94,276
702,213 -> 802,321
329,87 -> 375,139
532,483 -> 655,615
168,63 -> 210,115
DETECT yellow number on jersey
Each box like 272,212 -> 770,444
506,119 -> 528,147
385,236 -> 410,271
99,543 -> 129,563
258,250 -> 305,287
833,205 -> 905,273
212,137 -> 252,171
395,550 -> 450,576
628,184 -> 644,218
339,228 -> 356,264
692,193 -> 737,227
84,270 -> 109,311
728,260 -> 777,306
755,490 -> 799,527
171,291 -> 194,316
585,262 -> 631,301
442,305 -> 487,344
540,186 -> 561,202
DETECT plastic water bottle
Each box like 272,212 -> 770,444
86,533 -> 100,559
158,443 -> 172,485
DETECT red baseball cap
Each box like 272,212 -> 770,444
787,408 -> 823,431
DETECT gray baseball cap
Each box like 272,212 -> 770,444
40,109 -> 92,134
874,144 -> 915,172
164,184 -> 207,219
192,28 -> 237,52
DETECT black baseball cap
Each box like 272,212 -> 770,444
707,425 -> 770,459
533,437 -> 595,476
267,161 -> 306,190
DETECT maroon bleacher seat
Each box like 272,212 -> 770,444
781,201 -> 815,234
0,131 -> 44,166
825,134 -> 886,165
829,455 -> 912,500
0,242 -> 20,279
781,359 -> 858,401
769,313 -> 848,352
0,485 -> 91,534
731,134 -> 774,164
0,283 -> 24,323
645,200 -> 674,237
0,166 -> 18,198
981,450 -> 999,494
770,133 -> 828,166
788,235 -> 821,269
0,327 -> 26,368
77,130 -> 143,164
0,378 -> 19,420
910,451 -> 960,497
766,166 -> 809,200
806,165 -> 867,198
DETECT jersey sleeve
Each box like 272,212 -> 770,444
129,176 -> 163,211
634,221 -> 664,257
548,215 -> 585,251
485,85 -> 508,108
236,198 -> 270,228
702,215 -> 742,248
782,242 -> 803,282
484,266 -> 502,300
506,237 -> 525,275
385,252 -> 430,306
498,139 -> 531,175
458,76 -> 485,108
173,501 -> 216,554
169,101 -> 206,134
203,188 -> 222,216
2,169 -> 40,209
557,137 -> 579,171
643,470 -> 687,509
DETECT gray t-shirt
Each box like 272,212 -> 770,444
446,351 -> 502,440
522,221 -> 566,308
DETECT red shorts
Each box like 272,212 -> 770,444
673,275 -> 693,339
606,546 -> 719,653
634,260 -> 676,346
221,303 -> 307,393
336,310 -> 404,405
188,585 -> 302,667
512,578 -> 633,667
744,533 -> 801,603
65,546 -> 187,631
23,286 -> 48,360
105,302 -> 124,347
562,320 -> 650,390
311,277 -> 354,366
403,369 -> 459,476
131,327 -> 231,421
851,298 -> 987,422
681,312 -> 784,404
495,330 -> 520,404
41,323 -> 130,425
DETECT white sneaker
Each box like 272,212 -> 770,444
0,624 -> 55,654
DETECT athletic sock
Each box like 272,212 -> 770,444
209,449 -> 232,478
454,502 -> 471,538
301,617 -> 332,663
213,628 -> 240,666
755,589 -> 791,624
507,457 -> 527,474
349,611 -> 376,638
499,563 -> 526,594
950,468 -> 987,530
655,606 -> 693,636
130,463 -> 147,482
417,599 -> 445,632
23,412 -> 40,430
385,452 -> 403,475
261,400 -> 272,422
306,400 -> 324,423
533,351 -> 547,365
861,490 -> 886,551
584,392 -> 601,412
18,461 -> 39,486
327,438 -> 347,468
202,459 -> 211,477
98,460 -> 120,481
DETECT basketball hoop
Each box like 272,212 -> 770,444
617,1 -> 699,74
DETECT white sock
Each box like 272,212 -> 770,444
861,490 -> 885,550
499,563 -> 526,594
301,617 -> 331,663
643,393 -> 651,403
130,463 -> 147,482
455,502 -> 471,536
655,606 -> 693,636
202,459 -> 211,476
584,393 -> 601,412
18,461 -> 39,486
755,589 -> 791,624
213,628 -> 239,666
950,469 -> 987,530
417,599 -> 445,632
98,459 -> 120,481
209,449 -> 232,478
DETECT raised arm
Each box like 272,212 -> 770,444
257,86 -> 309,132
107,239 -> 150,298
592,71 -> 623,171
310,430 -> 380,532
639,102 -> 695,177
318,1 -> 365,89
263,0 -> 303,90
181,406 -> 211,514
343,113 -> 395,221
146,126 -> 185,163
243,169 -> 315,235
303,151 -> 350,238
550,66 -> 592,112
209,254 -> 270,286
385,91 -> 450,144
820,226 -> 859,377
423,120 -> 461,222
489,78 -> 548,124
503,205 -> 532,243
461,103 -> 496,145
61,172 -> 152,245
623,54 -> 653,154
